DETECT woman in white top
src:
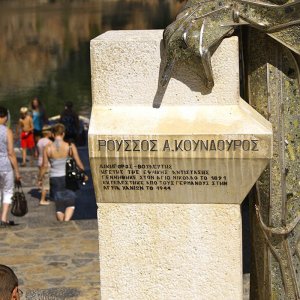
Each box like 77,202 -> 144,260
0,106 -> 21,226
39,123 -> 87,221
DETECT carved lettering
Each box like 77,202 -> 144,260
252,140 -> 259,151
97,138 -> 262,153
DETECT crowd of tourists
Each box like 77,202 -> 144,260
0,98 -> 88,227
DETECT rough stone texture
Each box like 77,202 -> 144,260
89,102 -> 272,204
244,274 -> 250,300
18,166 -> 38,188
99,203 -> 242,300
90,31 -> 245,299
0,184 -> 99,300
91,30 -> 239,106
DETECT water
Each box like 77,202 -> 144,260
0,0 -> 184,126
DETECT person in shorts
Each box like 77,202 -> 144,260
0,107 -> 21,226
37,125 -> 52,205
38,124 -> 87,221
18,107 -> 34,167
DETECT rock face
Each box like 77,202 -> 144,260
0,0 -> 184,98
0,1 -> 103,96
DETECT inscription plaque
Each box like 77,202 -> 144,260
89,101 -> 272,204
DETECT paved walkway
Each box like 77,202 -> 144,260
1,162 -> 250,299
1,165 -> 100,299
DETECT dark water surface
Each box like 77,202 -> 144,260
0,0 -> 184,125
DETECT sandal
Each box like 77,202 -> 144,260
0,221 -> 15,227
0,222 -> 7,228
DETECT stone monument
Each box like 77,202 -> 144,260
89,30 -> 273,299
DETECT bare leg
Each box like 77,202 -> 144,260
29,148 -> 34,166
22,148 -> 26,166
64,207 -> 75,222
56,212 -> 64,222
1,203 -> 10,222
39,189 -> 50,205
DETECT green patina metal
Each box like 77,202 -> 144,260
161,0 -> 300,90
247,29 -> 300,300
163,0 -> 300,299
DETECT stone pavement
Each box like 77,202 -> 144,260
1,162 -> 250,300
0,177 -> 100,299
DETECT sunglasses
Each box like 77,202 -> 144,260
18,288 -> 24,297
11,287 -> 23,298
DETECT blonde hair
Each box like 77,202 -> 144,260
20,107 -> 28,114
20,107 -> 29,119
42,125 -> 52,137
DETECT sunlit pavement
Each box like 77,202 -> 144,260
0,166 -> 100,299
4,153 -> 249,299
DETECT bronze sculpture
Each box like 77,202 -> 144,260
162,1 -> 300,299
161,0 -> 300,89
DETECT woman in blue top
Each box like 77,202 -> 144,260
31,97 -> 47,139
31,97 -> 48,157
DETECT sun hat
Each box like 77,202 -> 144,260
20,107 -> 28,114
42,125 -> 52,133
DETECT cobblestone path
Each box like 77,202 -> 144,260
0,167 -> 100,299
1,162 -> 249,299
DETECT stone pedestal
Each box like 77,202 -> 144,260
89,31 -> 272,299
98,204 -> 242,299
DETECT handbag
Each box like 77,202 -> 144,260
65,144 -> 85,191
11,181 -> 28,217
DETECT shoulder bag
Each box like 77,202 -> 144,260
11,181 -> 28,217
65,144 -> 85,191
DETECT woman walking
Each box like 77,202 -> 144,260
0,106 -> 21,226
38,123 -> 87,221
31,97 -> 47,140
31,97 -> 48,158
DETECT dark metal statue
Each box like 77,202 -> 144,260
162,1 -> 300,299
161,0 -> 300,89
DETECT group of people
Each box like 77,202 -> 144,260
0,99 -> 88,226
17,97 -> 47,166
17,98 -> 81,166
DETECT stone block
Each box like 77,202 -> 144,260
89,31 -> 264,299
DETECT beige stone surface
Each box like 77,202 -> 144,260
90,157 -> 267,205
89,100 -> 272,204
90,30 -> 239,106
99,203 -> 242,300
88,31 -> 264,299
89,101 -> 271,142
